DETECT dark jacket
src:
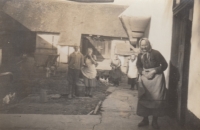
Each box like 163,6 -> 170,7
136,49 -> 168,74
68,52 -> 84,70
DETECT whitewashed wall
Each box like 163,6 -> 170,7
125,0 -> 173,88
146,0 -> 173,88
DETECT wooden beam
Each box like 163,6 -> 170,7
94,101 -> 102,114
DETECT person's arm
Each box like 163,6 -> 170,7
68,54 -> 71,65
93,55 -> 97,61
110,60 -> 114,67
126,60 -> 129,74
80,54 -> 84,67
118,59 -> 121,67
136,54 -> 143,75
147,51 -> 168,79
67,54 -> 72,72
154,51 -> 168,73
90,55 -> 97,64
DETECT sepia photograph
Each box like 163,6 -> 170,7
0,0 -> 199,130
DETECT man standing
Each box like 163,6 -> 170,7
68,46 -> 84,98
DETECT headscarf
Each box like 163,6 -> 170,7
138,38 -> 152,62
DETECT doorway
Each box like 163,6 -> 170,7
169,2 -> 193,125
80,34 -> 131,71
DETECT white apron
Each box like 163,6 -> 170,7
81,58 -> 97,79
127,59 -> 138,78
139,68 -> 167,108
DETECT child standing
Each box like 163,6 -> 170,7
126,54 -> 138,90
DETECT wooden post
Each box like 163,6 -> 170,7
93,101 -> 102,115
87,110 -> 94,115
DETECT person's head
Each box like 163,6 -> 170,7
139,38 -> 152,53
87,48 -> 93,55
114,54 -> 118,59
74,46 -> 80,52
130,54 -> 136,60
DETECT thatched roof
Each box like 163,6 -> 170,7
3,0 -> 129,45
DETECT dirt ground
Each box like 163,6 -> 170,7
0,69 -> 109,115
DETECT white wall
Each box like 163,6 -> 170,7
187,0 -> 200,119
127,0 -> 173,88
57,46 -> 75,63
148,0 -> 173,88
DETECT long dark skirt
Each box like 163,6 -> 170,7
109,67 -> 121,83
83,76 -> 96,88
137,70 -> 167,117
137,101 -> 166,117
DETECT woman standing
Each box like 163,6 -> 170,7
81,48 -> 97,97
110,55 -> 121,86
136,38 -> 168,129
126,54 -> 138,90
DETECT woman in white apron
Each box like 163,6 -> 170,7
126,54 -> 138,90
81,48 -> 97,97
136,38 -> 168,129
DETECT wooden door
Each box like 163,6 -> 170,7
175,8 -> 192,125
176,17 -> 186,124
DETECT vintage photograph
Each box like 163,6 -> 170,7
0,0 -> 199,130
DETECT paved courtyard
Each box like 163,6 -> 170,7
0,84 -> 186,130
